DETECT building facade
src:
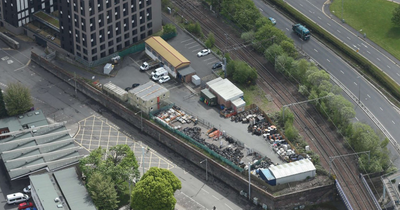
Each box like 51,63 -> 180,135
1,0 -> 56,33
58,0 -> 161,63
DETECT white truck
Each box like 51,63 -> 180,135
140,60 -> 160,71
152,69 -> 168,81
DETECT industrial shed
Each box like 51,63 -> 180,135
145,36 -> 191,78
103,81 -> 128,101
268,159 -> 316,185
128,81 -> 170,113
206,77 -> 245,110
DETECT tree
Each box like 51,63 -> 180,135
0,89 -> 7,118
228,60 -> 257,85
87,172 -> 119,210
3,83 -> 33,116
264,44 -> 284,64
241,30 -> 255,43
162,24 -> 176,35
131,168 -> 181,210
280,40 -> 297,58
392,5 -> 400,27
205,32 -> 216,49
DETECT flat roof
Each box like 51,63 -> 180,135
54,168 -> 97,210
201,89 -> 216,99
145,36 -> 190,69
269,159 -> 316,179
178,66 -> 196,76
260,168 -> 275,180
103,81 -> 128,97
232,98 -> 246,108
207,78 -> 243,101
130,81 -> 169,101
30,173 -> 68,210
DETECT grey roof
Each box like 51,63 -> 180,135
54,168 -> 97,210
231,98 -> 246,107
201,89 -> 216,99
207,78 -> 243,101
0,110 -> 82,180
129,81 -> 169,101
30,172 -> 69,210
178,66 -> 196,76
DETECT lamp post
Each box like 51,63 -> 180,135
200,159 -> 208,181
357,76 -> 361,103
135,110 -> 143,132
248,162 -> 251,200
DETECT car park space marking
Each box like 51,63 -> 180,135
377,58 -> 380,61
397,73 -> 400,77
207,60 -> 220,65
188,44 -> 200,49
203,57 -> 215,62
337,30 -> 341,33
387,65 -> 391,69
367,51 -> 371,54
367,94 -> 371,98
314,49 -> 318,52
1,56 -> 9,61
327,23 -> 331,26
192,48 -> 203,52
355,117 -> 359,121
185,41 -> 197,46
300,3 -> 303,7
393,121 -> 396,124
327,59 -> 331,62
201,189 -> 209,194
347,37 -> 351,40
354,82 -> 357,86
212,195 -> 220,200
340,70 -> 344,74
309,10 -> 313,13
380,107 -> 383,111
181,38 -> 193,43
225,203 -> 234,210
258,8 -> 263,12
318,16 -> 322,19
286,28 -> 289,31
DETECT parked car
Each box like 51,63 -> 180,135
212,62 -> 223,69
132,83 -> 140,88
25,208 -> 37,210
18,202 -> 33,210
23,185 -> 31,193
152,75 -> 162,81
158,75 -> 171,84
125,87 -> 133,91
197,49 -> 211,57
6,193 -> 29,204
269,17 -> 276,25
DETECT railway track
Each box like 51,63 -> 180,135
171,0 -> 377,209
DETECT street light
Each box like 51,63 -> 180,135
200,159 -> 208,181
248,162 -> 251,200
357,76 -> 361,103
135,110 -> 143,132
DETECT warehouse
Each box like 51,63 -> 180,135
128,81 -> 170,113
145,36 -> 191,79
206,77 -> 245,110
260,159 -> 316,186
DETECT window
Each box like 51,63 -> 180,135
108,40 -> 114,46
90,17 -> 95,31
125,40 -> 130,47
147,22 -> 152,28
146,0 -> 152,6
146,8 -> 152,21
115,6 -> 120,20
92,48 -> 97,54
100,44 -> 105,50
139,11 -> 144,24
107,10 -> 112,24
131,15 -> 137,28
117,44 -> 122,50
116,37 -> 121,43
99,14 -> 104,27
83,48 -> 87,55
92,56 -> 98,61
132,29 -> 137,36
123,3 -> 128,16
147,30 -> 152,36
116,22 -> 121,35
140,25 -> 145,32
108,25 -> 113,39
124,33 -> 129,39
76,44 -> 81,51
109,48 -> 114,54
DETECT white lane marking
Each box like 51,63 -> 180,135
361,43 -> 368,48
367,94 -> 371,98
327,59 -> 331,62
225,203 -> 234,210
309,10 -> 313,13
393,121 -> 396,124
314,49 -> 318,52
188,44 -> 200,49
318,16 -> 322,19
340,70 -> 344,74
327,23 -> 331,26
397,73 -> 400,76
300,3 -> 303,7
185,41 -> 196,46
201,189 -> 209,194
347,37 -> 351,40
259,8 -> 263,12
354,82 -> 357,86
286,28 -> 289,31
212,195 -> 220,200
380,107 -> 383,111
192,48 -> 202,52
179,191 -> 206,209
367,51 -> 371,54
355,117 -> 359,121
181,38 -> 193,43
387,65 -> 391,69
377,58 -> 380,61
337,30 -> 341,33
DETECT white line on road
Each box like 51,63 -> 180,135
340,70 -> 344,74
377,58 -> 381,61
203,57 -> 214,62
185,41 -> 196,46
354,82 -> 357,86
300,3 -> 303,7
314,49 -> 318,52
337,30 -> 341,33
398,73 -> 400,76
309,10 -> 313,13
361,43 -> 368,48
188,44 -> 200,49
393,121 -> 396,124
367,51 -> 371,54
327,59 -> 331,62
367,94 -> 371,98
318,16 -> 322,20
212,195 -> 220,200
286,28 -> 289,31
387,65 -> 391,69
347,37 -> 351,40
259,8 -> 263,12
225,203 -> 234,210
181,38 -> 192,43
201,189 -> 209,194
327,23 -> 331,26
380,107 -> 383,111
355,117 -> 359,121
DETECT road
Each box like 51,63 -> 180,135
252,0 -> 400,168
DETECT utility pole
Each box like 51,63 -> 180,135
74,72 -> 77,96
248,162 -> 251,200
200,159 -> 208,181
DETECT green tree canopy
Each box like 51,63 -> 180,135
280,40 -> 297,58
0,89 -> 7,118
264,44 -> 284,64
87,172 -> 119,210
392,5 -> 400,27
3,83 -> 33,116
131,168 -> 181,210
205,32 -> 216,49
162,24 -> 176,35
227,60 -> 257,85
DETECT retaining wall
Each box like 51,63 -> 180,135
31,52 -> 334,210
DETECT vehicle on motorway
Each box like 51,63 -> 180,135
268,17 -> 276,25
23,185 -> 31,193
140,61 -> 160,71
212,62 -> 223,69
158,75 -> 171,84
151,67 -> 166,76
18,202 -> 34,210
197,49 -> 211,57
292,23 -> 310,41
6,193 -> 29,204
125,87 -> 133,91
132,83 -> 140,88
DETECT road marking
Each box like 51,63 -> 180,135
387,65 -> 391,69
340,70 -> 344,74
179,191 -> 206,209
327,23 -> 331,26
185,41 -> 196,46
192,48 -> 202,52
201,189 -> 209,194
181,38 -> 192,43
1,56 -> 9,61
377,58 -> 380,61
309,10 -> 313,13
203,57 -> 214,62
225,203 -> 234,210
347,37 -> 351,40
380,107 -> 383,111
393,121 -> 396,124
367,51 -> 371,54
367,94 -> 371,98
286,28 -> 289,31
361,43 -> 368,48
212,195 -> 220,200
355,117 -> 359,121
259,8 -> 263,12
318,16 -> 322,20
188,44 -> 200,49
354,82 -> 357,86
327,59 -> 330,62
314,49 -> 318,52
337,30 -> 341,33
398,73 -> 400,77
300,3 -> 303,7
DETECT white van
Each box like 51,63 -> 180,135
7,192 -> 29,204
151,67 -> 166,76
152,69 -> 168,81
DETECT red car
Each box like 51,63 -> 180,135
18,202 -> 33,210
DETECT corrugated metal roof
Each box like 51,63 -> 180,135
130,81 -> 169,101
103,81 -> 128,97
207,78 -> 243,101
260,169 -> 275,180
145,36 -> 190,69
269,159 -> 316,179
231,98 -> 246,107
30,173 -> 68,210
54,168 -> 97,210
201,89 -> 216,99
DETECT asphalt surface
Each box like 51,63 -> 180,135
252,0 -> 400,168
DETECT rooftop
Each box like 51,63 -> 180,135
269,159 -> 316,179
129,81 -> 169,101
207,78 -> 243,101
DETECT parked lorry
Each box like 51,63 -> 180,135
292,24 -> 310,41
140,60 -> 161,71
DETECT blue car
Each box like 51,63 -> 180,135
269,17 -> 276,25
25,208 -> 37,210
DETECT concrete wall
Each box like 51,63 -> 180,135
31,52 -> 334,210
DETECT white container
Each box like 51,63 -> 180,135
305,145 -> 310,151
192,75 -> 201,86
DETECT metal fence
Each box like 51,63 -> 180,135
335,180 -> 353,210
360,173 -> 382,210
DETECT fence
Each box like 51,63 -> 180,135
360,173 -> 382,210
335,180 -> 353,210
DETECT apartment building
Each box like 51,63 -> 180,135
58,0 -> 161,63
